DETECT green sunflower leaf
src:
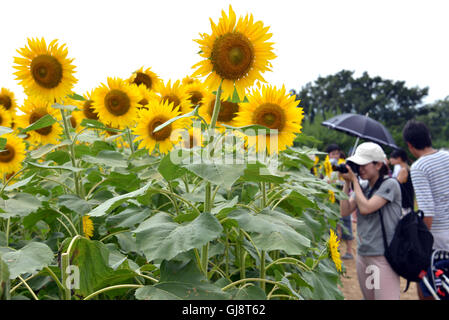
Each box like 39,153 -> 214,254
220,124 -> 271,135
0,126 -> 13,136
134,211 -> 223,262
51,103 -> 78,112
79,119 -> 122,132
0,138 -> 6,151
135,260 -> 231,300
0,256 -> 10,300
20,114 -> 57,134
67,93 -> 86,101
1,242 -> 54,279
87,182 -> 153,217
227,208 -> 311,254
153,105 -> 199,133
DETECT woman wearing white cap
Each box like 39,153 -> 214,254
339,142 -> 402,300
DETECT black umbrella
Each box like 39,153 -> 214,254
321,113 -> 398,149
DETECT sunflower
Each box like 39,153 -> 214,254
69,110 -> 84,132
192,5 -> 276,101
91,77 -> 141,129
0,88 -> 18,114
13,38 -> 77,102
182,75 -> 201,86
233,85 -> 303,154
199,92 -> 240,129
324,155 -> 333,178
158,80 -> 192,115
132,100 -> 190,154
82,215 -> 94,239
128,66 -> 161,93
136,85 -> 158,109
71,90 -> 100,123
0,107 -> 12,129
328,190 -> 336,203
184,81 -> 209,110
329,229 -> 342,272
0,133 -> 26,176
16,97 -> 63,145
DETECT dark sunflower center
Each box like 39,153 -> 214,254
253,103 -> 285,132
211,32 -> 254,80
70,115 -> 77,128
149,116 -> 172,141
104,89 -> 131,116
133,72 -> 153,90
82,100 -> 99,120
0,115 -> 3,126
30,54 -> 63,89
162,95 -> 181,109
188,91 -> 203,107
0,95 -> 12,110
0,145 -> 15,163
209,99 -> 239,123
29,111 -> 53,135
138,98 -> 149,107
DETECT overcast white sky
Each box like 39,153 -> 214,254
1,0 -> 448,106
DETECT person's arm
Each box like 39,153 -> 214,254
410,168 -> 434,230
351,178 -> 388,215
340,180 -> 357,217
396,167 -> 408,184
340,165 -> 388,215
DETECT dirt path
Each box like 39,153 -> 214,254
337,221 -> 419,300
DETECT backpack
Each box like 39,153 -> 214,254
368,177 -> 434,292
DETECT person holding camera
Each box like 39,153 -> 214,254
338,142 -> 402,300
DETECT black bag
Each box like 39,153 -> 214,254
379,209 -> 434,292
367,177 -> 434,292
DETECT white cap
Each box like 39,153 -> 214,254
346,142 -> 387,165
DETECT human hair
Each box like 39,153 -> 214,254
325,143 -> 340,154
373,161 -> 390,177
390,148 -> 409,163
402,120 -> 432,150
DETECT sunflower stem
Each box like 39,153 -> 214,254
200,81 -> 223,278
59,109 -> 81,198
259,182 -> 268,291
61,253 -> 71,300
209,80 -> 223,130
126,127 -> 135,155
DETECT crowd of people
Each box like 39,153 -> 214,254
323,120 -> 449,300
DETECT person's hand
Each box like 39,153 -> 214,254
338,165 -> 357,183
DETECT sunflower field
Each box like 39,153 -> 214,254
0,6 -> 345,300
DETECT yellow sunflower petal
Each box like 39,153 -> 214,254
13,37 -> 77,103
192,5 -> 276,100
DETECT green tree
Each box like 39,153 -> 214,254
291,70 -> 428,127
291,70 -> 430,155
416,97 -> 449,149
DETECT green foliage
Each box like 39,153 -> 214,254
1,106 -> 346,301
416,97 -> 449,149
292,70 -> 428,127
290,69 -> 449,158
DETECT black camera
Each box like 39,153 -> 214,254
332,161 -> 360,175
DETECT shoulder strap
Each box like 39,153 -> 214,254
372,177 -> 390,252
378,207 -> 389,252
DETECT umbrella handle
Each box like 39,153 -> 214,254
350,137 -> 360,157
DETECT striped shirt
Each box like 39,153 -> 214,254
410,150 -> 449,232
